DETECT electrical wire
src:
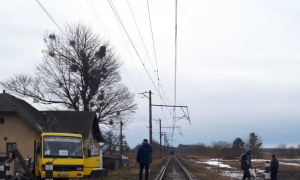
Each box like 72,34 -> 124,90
35,0 -> 174,139
146,0 -> 167,114
146,0 -> 159,81
35,0 -> 67,39
110,1 -> 161,97
173,0 -> 178,140
107,0 -> 162,98
107,0 -> 179,134
126,0 -> 156,76
87,0 -> 109,41
111,5 -> 147,91
126,0 -> 171,124
87,0 -> 142,92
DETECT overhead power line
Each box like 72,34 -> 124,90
126,0 -> 156,74
87,0 -> 111,42
107,0 -> 180,126
87,0 -> 143,92
36,0 -> 67,39
107,0 -> 161,96
146,0 -> 159,80
107,0 -> 173,122
126,0 -> 172,123
173,0 -> 178,131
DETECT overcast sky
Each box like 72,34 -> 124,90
1,0 -> 300,149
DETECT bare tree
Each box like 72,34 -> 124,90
211,141 -> 231,149
288,146 -> 296,159
277,143 -> 288,158
102,130 -> 122,155
277,143 -> 287,149
0,22 -> 137,124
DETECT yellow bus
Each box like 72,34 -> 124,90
34,133 -> 85,179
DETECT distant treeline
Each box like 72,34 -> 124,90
176,144 -> 300,159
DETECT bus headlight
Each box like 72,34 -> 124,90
76,167 -> 82,171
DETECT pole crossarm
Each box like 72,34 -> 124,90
161,126 -> 180,128
139,91 -> 153,145
138,92 -> 149,99
139,90 -> 190,149
152,104 -> 191,125
161,126 -> 183,137
151,104 -> 187,108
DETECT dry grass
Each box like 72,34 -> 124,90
179,154 -> 300,180
99,153 -> 237,180
96,153 -> 300,180
100,153 -> 168,180
176,154 -> 233,180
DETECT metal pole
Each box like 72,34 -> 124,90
159,119 -> 162,157
164,135 -> 166,154
4,163 -> 10,180
149,90 -> 152,145
14,148 -> 33,179
0,163 -> 4,180
120,121 -> 123,156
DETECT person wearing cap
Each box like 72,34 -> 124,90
270,154 -> 279,180
240,147 -> 252,180
136,139 -> 153,180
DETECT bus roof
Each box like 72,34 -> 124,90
41,132 -> 82,137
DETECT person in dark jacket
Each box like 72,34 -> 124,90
25,156 -> 32,168
240,147 -> 252,180
136,139 -> 153,180
270,154 -> 279,180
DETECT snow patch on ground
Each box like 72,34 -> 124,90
195,159 -> 232,168
191,158 -> 300,179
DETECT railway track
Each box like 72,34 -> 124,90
156,155 -> 194,180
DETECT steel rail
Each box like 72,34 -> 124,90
174,155 -> 194,180
157,155 -> 171,180
156,155 -> 194,180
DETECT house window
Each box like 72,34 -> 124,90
0,117 -> 4,124
6,143 -> 17,157
7,143 -> 17,151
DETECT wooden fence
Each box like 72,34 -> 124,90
0,152 -> 8,163
0,152 -> 7,157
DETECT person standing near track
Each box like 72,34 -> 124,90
136,139 -> 153,180
270,154 -> 279,180
240,147 -> 252,180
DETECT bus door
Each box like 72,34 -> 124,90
84,143 -> 100,176
34,139 -> 41,177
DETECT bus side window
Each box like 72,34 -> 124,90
36,141 -> 41,154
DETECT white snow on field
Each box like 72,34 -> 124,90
191,158 -> 300,180
281,159 -> 300,162
195,159 -> 232,168
280,162 -> 300,166
251,159 -> 268,162
251,159 -> 300,166
194,158 -> 300,167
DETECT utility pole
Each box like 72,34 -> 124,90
139,91 -> 153,147
120,120 -> 123,156
159,119 -> 162,156
161,132 -> 165,154
140,91 -> 191,148
149,90 -> 152,145
164,133 -> 167,153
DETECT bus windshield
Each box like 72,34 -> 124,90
43,136 -> 83,158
